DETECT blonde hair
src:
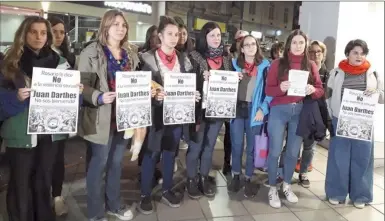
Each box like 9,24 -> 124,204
98,9 -> 129,47
309,40 -> 327,63
1,16 -> 53,82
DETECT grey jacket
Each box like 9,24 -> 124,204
326,67 -> 384,118
77,42 -> 139,145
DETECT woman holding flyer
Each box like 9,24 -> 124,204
227,35 -> 271,198
265,29 -> 324,208
0,16 -> 81,221
325,39 -> 384,209
187,22 -> 242,199
78,9 -> 139,221
137,16 -> 200,215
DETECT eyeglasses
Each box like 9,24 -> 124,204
309,50 -> 323,54
243,42 -> 257,48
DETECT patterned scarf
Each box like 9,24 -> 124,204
206,45 -> 224,70
103,46 -> 131,91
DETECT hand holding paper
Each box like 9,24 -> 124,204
306,84 -> 316,95
17,88 -> 32,101
280,81 -> 291,92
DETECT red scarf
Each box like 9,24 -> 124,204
243,61 -> 257,77
207,57 -> 223,70
157,48 -> 177,70
338,59 -> 371,75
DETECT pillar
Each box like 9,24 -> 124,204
154,1 -> 166,25
299,2 -> 384,143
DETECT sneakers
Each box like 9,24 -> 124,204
161,190 -> 181,208
283,182 -> 299,203
187,178 -> 203,199
227,175 -> 241,193
299,173 -> 310,188
53,196 -> 69,216
244,179 -> 259,198
268,187 -> 281,208
353,202 -> 365,209
328,198 -> 340,205
199,175 -> 215,197
107,205 -> 134,220
138,195 -> 153,215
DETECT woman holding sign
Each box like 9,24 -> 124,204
78,9 -> 139,221
187,22 -> 242,199
265,30 -> 324,208
0,16 -> 81,221
227,35 -> 272,198
137,16 -> 200,215
325,39 -> 384,209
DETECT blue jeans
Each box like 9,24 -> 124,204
141,126 -> 182,196
230,117 -> 260,178
86,130 -> 130,219
299,139 -> 317,173
267,103 -> 303,186
186,120 -> 223,178
325,117 -> 373,203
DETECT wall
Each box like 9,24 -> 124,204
0,14 -> 25,52
136,23 -> 152,42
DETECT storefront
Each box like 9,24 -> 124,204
0,1 -> 156,46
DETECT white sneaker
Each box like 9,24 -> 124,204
107,205 -> 134,220
268,187 -> 282,208
54,196 -> 69,216
283,182 -> 298,203
328,198 -> 339,205
353,202 -> 365,209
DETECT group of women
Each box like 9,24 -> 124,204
0,8 -> 383,221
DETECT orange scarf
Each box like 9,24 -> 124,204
338,59 -> 371,75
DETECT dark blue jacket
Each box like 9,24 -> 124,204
296,96 -> 326,141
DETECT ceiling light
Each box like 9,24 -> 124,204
137,21 -> 143,25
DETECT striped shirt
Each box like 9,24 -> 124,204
341,73 -> 367,99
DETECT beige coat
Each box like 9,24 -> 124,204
77,42 -> 139,145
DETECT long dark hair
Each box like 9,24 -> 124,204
278,29 -> 313,83
237,35 -> 264,68
173,16 -> 194,53
141,25 -> 158,52
195,22 -> 227,57
47,16 -> 71,58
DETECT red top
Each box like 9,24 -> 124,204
265,53 -> 324,106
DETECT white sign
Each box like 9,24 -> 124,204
336,88 -> 379,141
287,70 -> 309,96
206,70 -> 239,118
163,73 -> 196,125
104,1 -> 152,14
27,68 -> 80,134
115,71 -> 152,131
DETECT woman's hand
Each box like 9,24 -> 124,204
151,88 -> 156,98
238,72 -> 243,81
102,92 -> 116,104
77,83 -> 84,94
155,89 -> 165,101
306,84 -> 316,95
280,81 -> 291,92
203,71 -> 210,81
254,109 -> 264,122
195,91 -> 201,102
364,89 -> 377,96
17,88 -> 32,101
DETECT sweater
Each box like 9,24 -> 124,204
265,53 -> 324,106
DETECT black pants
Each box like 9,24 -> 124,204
223,122 -> 231,165
7,136 -> 57,221
52,139 -> 66,198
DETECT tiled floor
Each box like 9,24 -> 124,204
0,138 -> 383,221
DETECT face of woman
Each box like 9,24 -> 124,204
178,27 -> 188,45
26,22 -> 48,51
159,24 -> 179,49
108,15 -> 128,43
52,23 -> 65,47
241,36 -> 258,57
290,35 -> 306,56
347,46 -> 366,66
309,44 -> 324,64
206,28 -> 221,49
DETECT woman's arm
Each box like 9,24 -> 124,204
310,61 -> 324,99
265,59 -> 286,97
0,75 -> 29,120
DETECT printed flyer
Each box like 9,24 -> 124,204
27,67 -> 80,134
206,70 -> 238,118
163,72 -> 196,125
115,71 -> 152,131
287,70 -> 309,96
336,88 -> 379,141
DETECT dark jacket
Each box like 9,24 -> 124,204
140,49 -> 193,152
296,96 -> 326,141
